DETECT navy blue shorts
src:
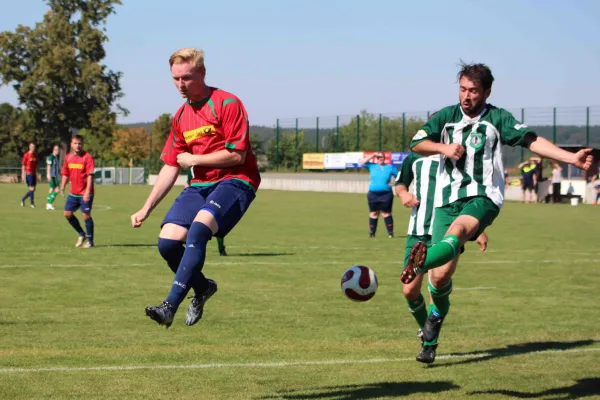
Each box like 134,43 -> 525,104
162,179 -> 256,238
367,190 -> 394,213
64,194 -> 94,214
25,174 -> 37,187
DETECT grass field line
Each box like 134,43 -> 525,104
3,245 -> 600,255
1,259 -> 599,269
1,347 -> 598,374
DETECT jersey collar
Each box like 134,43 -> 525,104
459,104 -> 488,124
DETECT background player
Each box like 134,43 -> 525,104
358,152 -> 398,238
20,142 -> 38,208
130,47 -> 260,328
46,144 -> 61,210
401,62 -> 593,357
60,135 -> 95,248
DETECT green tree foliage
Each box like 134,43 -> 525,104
266,131 -> 313,170
333,110 -> 424,153
0,103 -> 39,162
0,0 -> 125,156
151,113 -> 172,154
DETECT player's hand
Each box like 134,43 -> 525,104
476,232 -> 488,252
47,175 -> 51,182
400,192 -> 419,208
443,143 -> 465,160
83,192 -> 91,203
131,209 -> 150,228
59,188 -> 65,197
571,148 -> 593,171
177,152 -> 197,169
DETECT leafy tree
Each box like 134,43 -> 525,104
111,127 -> 150,165
151,113 -> 172,154
266,131 -> 313,170
0,0 -> 126,153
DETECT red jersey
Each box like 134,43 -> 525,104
161,88 -> 261,190
61,151 -> 95,195
22,152 -> 38,174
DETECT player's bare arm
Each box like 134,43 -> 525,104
59,175 -> 68,195
131,164 -> 180,228
176,149 -> 247,169
358,154 -> 375,166
395,184 -> 420,208
525,134 -> 593,170
46,163 -> 51,182
84,174 -> 93,203
412,141 -> 465,160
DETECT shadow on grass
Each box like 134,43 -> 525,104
431,340 -> 598,368
469,377 -> 600,399
233,252 -> 295,257
95,244 -> 156,248
258,381 -> 460,399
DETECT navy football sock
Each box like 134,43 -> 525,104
66,215 -> 85,236
21,190 -> 31,202
84,218 -> 94,244
369,217 -> 378,235
158,237 -> 207,294
384,215 -> 394,235
164,222 -> 212,309
30,191 -> 35,205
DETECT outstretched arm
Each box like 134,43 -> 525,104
525,135 -> 593,170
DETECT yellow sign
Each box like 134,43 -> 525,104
183,125 -> 216,143
302,153 -> 325,170
68,163 -> 83,169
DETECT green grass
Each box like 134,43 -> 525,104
0,183 -> 599,400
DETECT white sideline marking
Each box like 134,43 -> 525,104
1,347 -> 598,374
453,287 -> 496,291
92,205 -> 112,211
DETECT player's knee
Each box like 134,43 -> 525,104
429,274 -> 452,290
370,211 -> 379,218
82,213 -> 91,220
403,283 -> 421,301
381,212 -> 391,218
64,211 -> 73,218
158,237 -> 183,260
187,222 -> 213,246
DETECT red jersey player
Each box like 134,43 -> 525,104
60,135 -> 96,248
131,47 -> 261,328
20,142 -> 38,208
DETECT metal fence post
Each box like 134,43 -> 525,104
586,106 -> 590,147
335,115 -> 339,152
295,118 -> 299,172
316,117 -> 319,152
521,108 -> 525,162
378,113 -> 382,151
553,107 -> 557,144
356,115 -> 360,151
276,118 -> 280,172
402,112 -> 406,152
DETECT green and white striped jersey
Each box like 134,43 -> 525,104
395,153 -> 440,236
410,104 -> 534,208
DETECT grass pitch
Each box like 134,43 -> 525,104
0,183 -> 599,399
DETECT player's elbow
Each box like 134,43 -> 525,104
230,150 -> 246,165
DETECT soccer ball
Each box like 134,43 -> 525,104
341,266 -> 378,302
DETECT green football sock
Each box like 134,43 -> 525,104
48,192 -> 58,204
428,279 -> 453,318
421,234 -> 460,273
406,293 -> 428,329
216,237 -> 225,251
47,193 -> 52,204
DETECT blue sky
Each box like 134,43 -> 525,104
1,0 -> 599,126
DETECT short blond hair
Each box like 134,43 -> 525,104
169,47 -> 205,70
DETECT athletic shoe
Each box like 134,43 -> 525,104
75,236 -> 85,248
145,301 -> 175,328
400,240 -> 427,284
218,247 -> 227,257
185,279 -> 218,326
46,204 -> 55,210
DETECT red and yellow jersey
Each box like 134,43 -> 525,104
61,152 -> 95,195
160,88 -> 261,191
22,152 -> 38,174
